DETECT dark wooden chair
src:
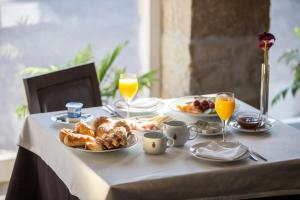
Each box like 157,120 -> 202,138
23,62 -> 102,114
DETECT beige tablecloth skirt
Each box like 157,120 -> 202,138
18,102 -> 300,200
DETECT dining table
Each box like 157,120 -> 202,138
6,98 -> 300,200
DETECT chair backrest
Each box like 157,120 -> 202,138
23,63 -> 102,114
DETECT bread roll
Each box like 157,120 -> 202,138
102,137 -> 115,149
85,141 -> 104,151
114,120 -> 132,135
113,126 -> 127,136
59,128 -> 72,142
93,117 -> 112,129
60,128 -> 95,147
96,122 -> 113,138
74,122 -> 95,137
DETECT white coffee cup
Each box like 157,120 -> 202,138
163,120 -> 197,147
143,132 -> 174,155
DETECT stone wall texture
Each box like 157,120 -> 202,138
161,0 -> 192,98
161,0 -> 270,107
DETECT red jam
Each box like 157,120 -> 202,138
237,116 -> 261,129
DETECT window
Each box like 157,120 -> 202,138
0,0 -> 142,149
269,0 -> 300,119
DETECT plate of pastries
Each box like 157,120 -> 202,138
59,116 -> 138,152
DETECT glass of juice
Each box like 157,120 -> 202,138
215,92 -> 235,141
119,73 -> 138,118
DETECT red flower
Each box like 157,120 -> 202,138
258,32 -> 275,50
258,32 -> 276,41
259,41 -> 274,49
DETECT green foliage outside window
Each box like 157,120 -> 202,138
16,41 -> 157,118
272,28 -> 300,106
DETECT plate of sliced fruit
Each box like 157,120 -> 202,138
168,94 -> 218,117
128,114 -> 174,131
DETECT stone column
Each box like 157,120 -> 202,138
161,0 -> 270,107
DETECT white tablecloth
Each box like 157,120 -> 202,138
18,100 -> 300,200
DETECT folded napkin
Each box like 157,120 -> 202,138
195,141 -> 248,161
116,98 -> 161,109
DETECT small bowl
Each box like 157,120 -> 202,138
236,112 -> 262,129
191,120 -> 222,134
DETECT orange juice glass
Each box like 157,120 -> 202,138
119,79 -> 138,101
119,73 -> 138,117
215,92 -> 235,141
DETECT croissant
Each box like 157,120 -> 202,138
60,128 -> 95,147
101,137 -> 115,149
85,141 -> 104,151
93,117 -> 112,129
96,122 -> 114,138
95,127 -> 128,149
74,122 -> 95,137
114,120 -> 132,136
113,127 -> 127,139
59,128 -> 72,142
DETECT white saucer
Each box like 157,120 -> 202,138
189,121 -> 223,136
51,112 -> 93,125
113,98 -> 163,114
190,126 -> 223,136
229,118 -> 275,133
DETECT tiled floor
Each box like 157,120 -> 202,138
0,182 -> 8,199
0,150 -> 16,198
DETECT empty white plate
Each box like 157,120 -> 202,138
114,98 -> 163,113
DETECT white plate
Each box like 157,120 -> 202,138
190,128 -> 223,136
168,94 -> 218,117
189,121 -> 223,136
229,118 -> 275,133
127,115 -> 172,132
65,134 -> 138,153
51,112 -> 93,125
113,98 -> 163,114
190,141 -> 250,162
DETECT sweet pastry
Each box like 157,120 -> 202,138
96,122 -> 114,138
85,141 -> 104,151
60,128 -> 95,147
112,127 -> 128,146
93,116 -> 112,129
74,122 -> 95,137
114,120 -> 132,135
94,127 -> 128,150
60,116 -> 132,151
113,126 -> 127,136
